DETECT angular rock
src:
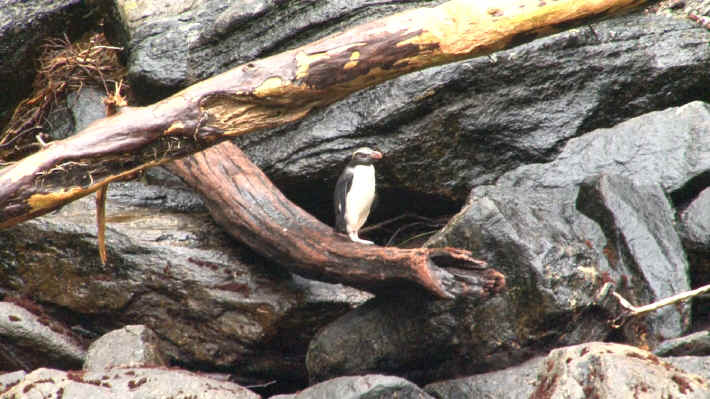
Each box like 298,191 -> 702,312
531,342 -> 710,399
0,0 -> 96,122
498,101 -> 710,193
0,301 -> 86,371
0,176 -> 370,390
271,375 -> 432,399
577,174 -> 691,342
424,356 -> 544,399
0,367 -> 259,399
84,325 -> 166,371
679,187 -> 710,251
679,187 -> 710,309
655,331 -> 710,357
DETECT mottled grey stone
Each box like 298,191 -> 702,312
271,375 -> 432,399
84,325 -> 166,371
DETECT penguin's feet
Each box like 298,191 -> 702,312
348,233 -> 374,245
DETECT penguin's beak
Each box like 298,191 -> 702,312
371,151 -> 383,160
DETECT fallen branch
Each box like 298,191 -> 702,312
0,0 -> 649,227
613,283 -> 710,317
167,142 -> 505,299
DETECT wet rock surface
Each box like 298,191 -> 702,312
1,0 -> 710,397
577,174 -> 691,343
679,187 -> 710,320
231,13 -> 710,224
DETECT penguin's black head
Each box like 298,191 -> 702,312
350,147 -> 383,165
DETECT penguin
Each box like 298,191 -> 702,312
334,147 -> 383,244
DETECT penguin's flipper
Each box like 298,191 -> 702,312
334,168 -> 353,234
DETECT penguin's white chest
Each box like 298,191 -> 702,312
345,164 -> 376,232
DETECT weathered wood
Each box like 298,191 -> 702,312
96,185 -> 108,265
167,142 -> 505,299
0,0 -> 648,227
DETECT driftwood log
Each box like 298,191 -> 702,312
168,142 -> 505,299
0,0 -> 648,227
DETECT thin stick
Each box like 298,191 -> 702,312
613,283 -> 710,317
96,184 -> 108,265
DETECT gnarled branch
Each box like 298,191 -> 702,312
168,142 -> 505,299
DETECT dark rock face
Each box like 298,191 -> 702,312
531,342 -> 710,399
680,187 -> 710,249
306,102 -> 704,384
498,102 -> 710,192
102,2 -> 710,224
577,174 -> 691,342
0,0 -> 95,124
230,13 -> 710,224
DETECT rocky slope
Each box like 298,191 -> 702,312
1,0 -> 710,398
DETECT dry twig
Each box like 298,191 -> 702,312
613,283 -> 710,318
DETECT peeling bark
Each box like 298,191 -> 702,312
0,0 -> 648,226
168,142 -> 505,299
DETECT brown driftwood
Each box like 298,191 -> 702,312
0,0 -> 648,227
167,142 -> 505,299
